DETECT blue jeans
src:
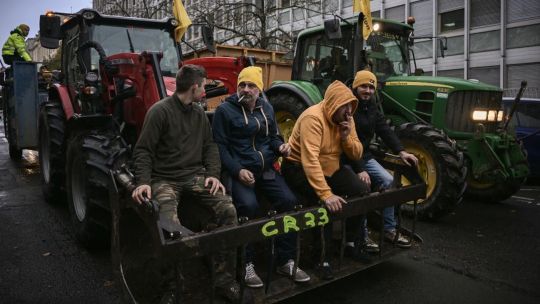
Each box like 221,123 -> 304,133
363,158 -> 397,234
231,169 -> 297,266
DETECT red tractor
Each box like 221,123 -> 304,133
38,9 -> 248,248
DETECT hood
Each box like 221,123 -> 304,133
321,80 -> 358,124
385,75 -> 502,92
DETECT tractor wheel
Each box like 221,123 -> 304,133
66,132 -> 129,249
397,123 -> 467,220
38,101 -> 66,204
466,178 -> 525,202
267,92 -> 308,142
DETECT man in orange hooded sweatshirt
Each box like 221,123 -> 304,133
281,80 -> 370,279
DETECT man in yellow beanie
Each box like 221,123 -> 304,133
2,24 -> 32,65
213,66 -> 311,287
344,70 -> 418,254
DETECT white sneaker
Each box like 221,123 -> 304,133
277,259 -> 311,282
244,263 -> 263,288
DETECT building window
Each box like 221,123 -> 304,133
471,0 -> 500,28
372,11 -> 380,18
469,66 -> 500,87
507,24 -> 540,49
440,35 -> 464,56
470,30 -> 500,53
281,0 -> 290,8
385,5 -> 405,22
293,8 -> 304,22
440,9 -> 464,32
507,0 -> 540,23
279,10 -> 290,24
413,40 -> 433,59
411,0 -> 433,37
438,69 -> 464,79
507,63 -> 540,93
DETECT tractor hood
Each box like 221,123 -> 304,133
384,75 -> 502,92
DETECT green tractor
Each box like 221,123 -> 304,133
266,16 -> 529,220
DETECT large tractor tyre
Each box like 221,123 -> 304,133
38,101 -> 66,204
466,177 -> 525,203
397,123 -> 467,220
267,92 -> 308,141
66,132 -> 129,249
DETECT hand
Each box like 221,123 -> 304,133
399,151 -> 419,167
205,177 -> 226,195
323,194 -> 347,213
132,184 -> 151,204
279,143 -> 291,157
357,171 -> 371,188
338,118 -> 352,140
238,169 -> 255,186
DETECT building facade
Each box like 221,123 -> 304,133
26,36 -> 57,63
92,0 -> 540,94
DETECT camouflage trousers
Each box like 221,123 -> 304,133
152,175 -> 237,286
152,175 -> 237,228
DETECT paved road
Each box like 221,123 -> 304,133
0,123 -> 539,303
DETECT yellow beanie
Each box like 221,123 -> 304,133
238,66 -> 264,91
352,70 -> 377,89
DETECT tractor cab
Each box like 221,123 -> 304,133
293,18 -> 412,95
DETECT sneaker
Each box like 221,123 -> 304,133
244,263 -> 263,288
384,230 -> 412,248
276,259 -> 311,282
362,236 -> 380,253
344,245 -> 372,263
316,261 -> 334,280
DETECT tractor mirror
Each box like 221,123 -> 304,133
324,18 -> 342,40
39,15 -> 62,49
202,25 -> 216,54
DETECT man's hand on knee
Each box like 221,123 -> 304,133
205,177 -> 226,195
132,184 -> 151,204
357,171 -> 371,188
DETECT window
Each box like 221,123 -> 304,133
385,5 -> 405,22
470,30 -> 500,53
413,40 -> 433,59
293,8 -> 304,22
411,0 -> 433,37
441,35 -> 464,56
440,9 -> 464,32
471,0 -> 500,27
507,0 -> 540,23
469,66 -> 500,87
507,63 -> 540,91
438,69 -> 464,78
279,10 -> 290,24
281,0 -> 290,8
507,24 -> 540,49
372,11 -> 380,18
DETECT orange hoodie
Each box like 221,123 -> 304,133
286,81 -> 363,200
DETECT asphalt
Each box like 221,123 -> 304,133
0,119 -> 539,304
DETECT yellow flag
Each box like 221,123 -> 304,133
353,0 -> 373,40
173,0 -> 192,42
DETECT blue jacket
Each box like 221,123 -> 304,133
212,93 -> 283,177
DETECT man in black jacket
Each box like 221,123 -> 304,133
212,66 -> 310,288
346,70 -> 418,252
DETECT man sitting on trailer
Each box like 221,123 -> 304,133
281,80 -> 370,279
131,64 -> 242,303
212,66 -> 311,288
344,70 -> 417,254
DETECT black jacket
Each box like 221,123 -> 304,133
347,97 -> 404,173
212,93 -> 283,177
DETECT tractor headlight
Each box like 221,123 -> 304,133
171,19 -> 179,26
497,111 -> 504,122
82,11 -> 96,20
373,23 -> 380,31
487,110 -> 497,122
472,110 -> 487,121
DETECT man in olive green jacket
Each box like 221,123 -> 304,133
2,24 -> 32,65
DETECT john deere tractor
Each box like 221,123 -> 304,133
266,16 -> 529,219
